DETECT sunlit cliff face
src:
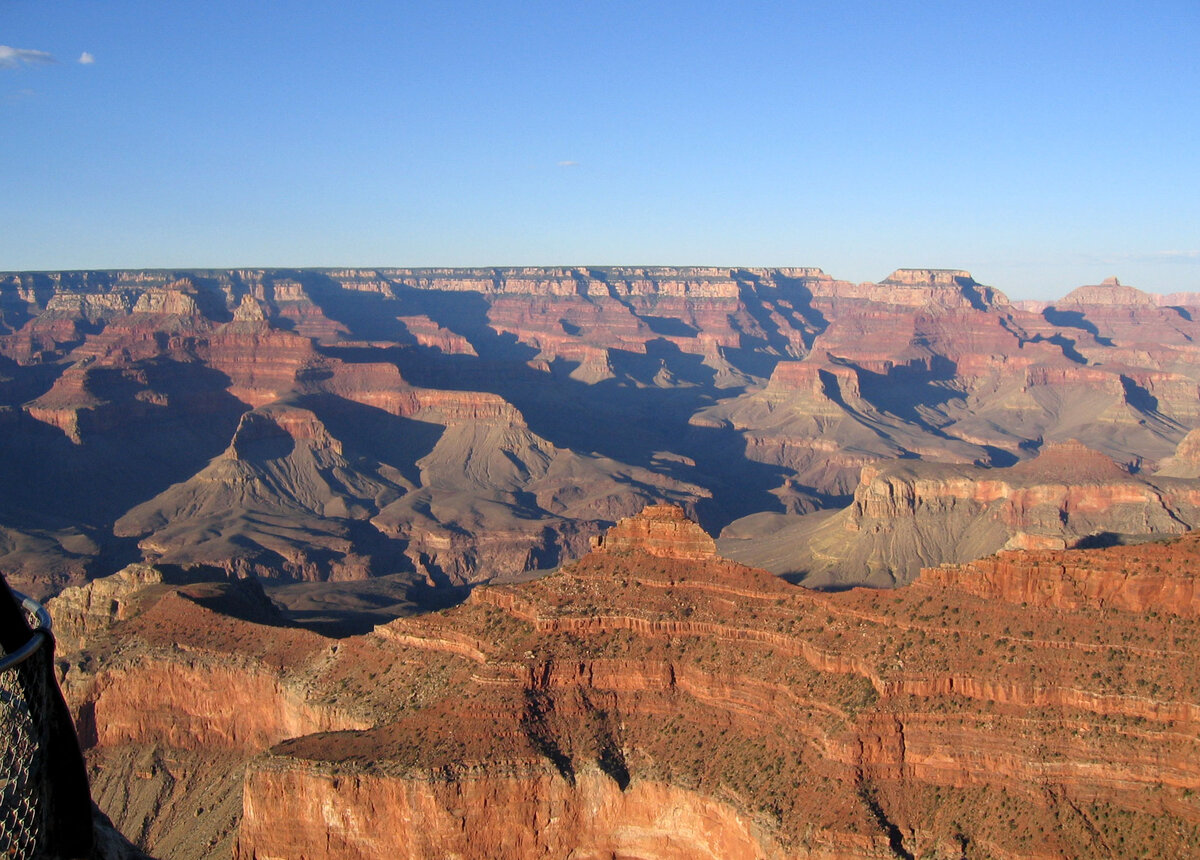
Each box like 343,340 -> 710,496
50,505 -> 1200,860
4,267 -> 1200,597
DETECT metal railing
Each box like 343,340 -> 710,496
0,591 -> 54,860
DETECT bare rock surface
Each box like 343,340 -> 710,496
589,502 -> 718,560
49,509 -> 1200,859
720,440 -> 1200,587
2,266 -> 1200,597
4,266 -> 1200,594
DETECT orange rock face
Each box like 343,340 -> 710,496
237,767 -> 783,860
218,513 -> 1200,860
52,508 -> 1200,859
82,657 -> 363,751
921,532 -> 1200,617
589,503 -> 718,560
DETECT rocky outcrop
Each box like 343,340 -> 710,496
47,564 -> 192,652
47,564 -> 284,652
45,505 -> 1200,859
110,401 -> 411,582
1059,277 -> 1158,307
237,765 -> 789,860
53,574 -> 371,859
5,265 -> 1200,592
920,532 -> 1200,616
81,655 -> 364,751
720,441 -> 1200,588
1155,428 -> 1200,478
589,503 -> 717,560
221,511 -> 1200,860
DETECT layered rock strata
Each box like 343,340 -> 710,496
3,266 -> 1200,593
51,508 -> 1200,858
589,502 -> 717,559
213,510 -> 1200,859
720,440 -> 1200,588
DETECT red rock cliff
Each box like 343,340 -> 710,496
589,503 -> 717,560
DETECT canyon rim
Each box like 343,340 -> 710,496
2,266 -> 1199,858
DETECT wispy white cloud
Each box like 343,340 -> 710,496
1146,250 -> 1200,261
0,46 -> 57,69
1076,250 -> 1200,267
78,51 -> 95,65
3,87 -> 37,103
557,160 -> 579,168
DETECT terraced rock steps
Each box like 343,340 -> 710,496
52,506 -> 1200,859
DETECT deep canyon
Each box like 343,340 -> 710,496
2,265 -> 1199,857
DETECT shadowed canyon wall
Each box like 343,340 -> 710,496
4,267 -> 1200,596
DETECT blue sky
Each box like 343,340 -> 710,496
2,0 -> 1197,299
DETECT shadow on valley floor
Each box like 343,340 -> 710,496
0,352 -> 76,406
308,277 -> 795,534
1042,307 -> 1114,347
0,363 -> 248,529
260,574 -> 472,638
150,561 -> 472,640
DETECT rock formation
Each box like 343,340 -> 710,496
53,566 -> 369,858
589,503 -> 717,560
921,533 -> 1200,616
2,265 -> 1200,596
7,265 -> 1199,857
235,519 -> 1200,859
1155,427 -> 1200,478
53,510 -> 1200,859
720,440 -> 1200,587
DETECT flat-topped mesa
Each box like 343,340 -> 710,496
1009,439 -> 1130,482
227,404 -> 342,459
378,266 -> 747,298
589,503 -> 717,561
1059,277 -> 1158,307
881,268 -> 976,287
821,268 -> 1009,310
754,266 -> 828,280
765,359 -> 861,400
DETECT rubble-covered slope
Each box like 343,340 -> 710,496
53,506 -> 1200,859
4,267 -> 1200,594
720,440 -> 1200,587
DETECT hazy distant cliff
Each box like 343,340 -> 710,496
2,266 -> 1198,595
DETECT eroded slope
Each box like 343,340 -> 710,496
4,267 -> 1199,594
54,506 -> 1199,859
